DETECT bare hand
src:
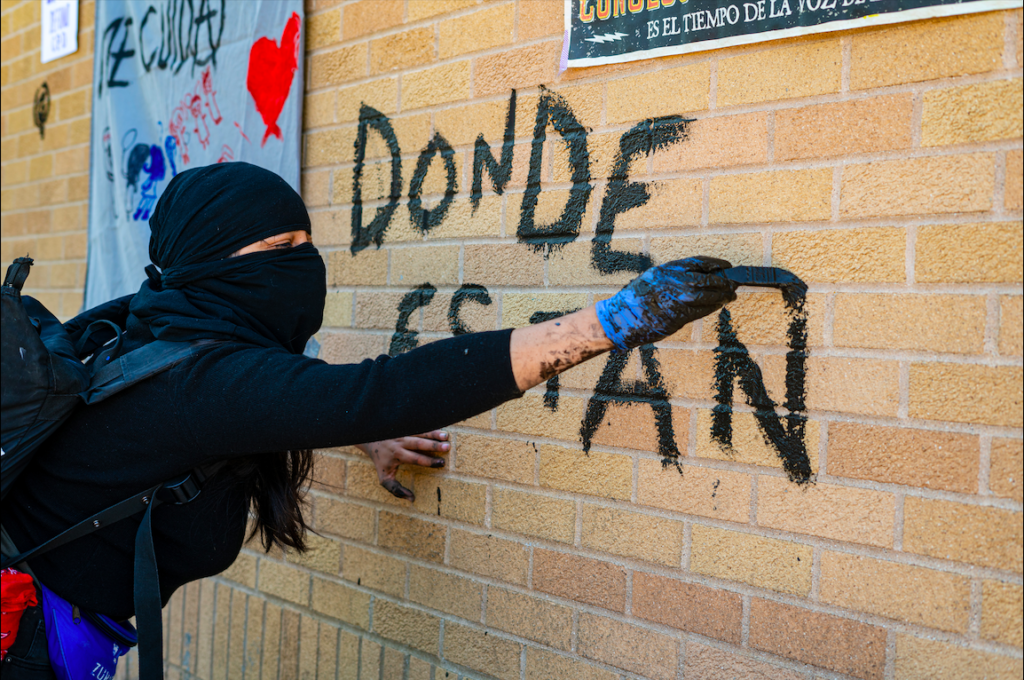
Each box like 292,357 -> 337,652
357,431 -> 449,501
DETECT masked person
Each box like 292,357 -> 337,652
0,163 -> 736,678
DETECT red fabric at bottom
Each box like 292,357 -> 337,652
1,567 -> 38,660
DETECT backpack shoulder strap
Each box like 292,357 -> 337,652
81,339 -> 218,405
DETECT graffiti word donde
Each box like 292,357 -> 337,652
99,0 -> 226,94
349,88 -> 691,271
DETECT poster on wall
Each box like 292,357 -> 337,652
563,0 -> 1023,67
41,0 -> 78,63
86,0 -> 304,306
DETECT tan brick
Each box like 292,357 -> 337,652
894,635 -> 1022,680
719,40 -> 841,106
991,438 -> 1023,504
258,560 -> 309,605
539,444 -> 632,500
829,423 -> 979,494
1000,297 -> 1023,356
306,8 -> 341,50
771,355 -> 900,417
638,460 -> 750,523
772,227 -> 905,282
852,13 -> 1004,89
982,580 -> 1023,647
341,546 -> 406,598
578,612 -> 678,680
1007,150 -> 1022,210
501,293 -> 590,329
452,434 -> 532,484
916,222 -> 1023,283
691,524 -> 812,596
653,112 -> 767,172
776,94 -> 914,161
487,588 -> 572,650
378,511 -> 446,562
221,552 -> 257,589
473,41 -> 559,97
407,0 -> 477,21
328,249 -> 387,286
354,292 -> 405,330
310,578 -> 370,629
525,647 -> 618,680
695,411 -> 821,476
758,476 -> 896,547
651,232 -> 764,269
609,177 -> 703,231
547,240 -> 644,287
841,153 -> 995,218
444,623 -> 521,680
701,292 -> 825,347
923,79 -> 1023,147
711,168 -> 832,224
684,641 -> 806,680
305,127 -> 358,167
633,572 -> 743,643
411,475 -> 486,525
659,349 -> 715,401
463,242 -> 545,286
309,44 -> 366,90
370,27 -> 435,75
315,497 -> 375,545
402,61 -> 471,111
587,402 -> 689,456
492,488 -> 575,544
581,504 -> 683,566
495,392 -> 587,442
822,551 -> 970,631
439,4 -> 513,58
607,62 -> 709,122
516,0 -> 564,40
335,78 -> 399,124
288,532 -> 341,575
359,639 -> 381,680
834,294 -> 986,354
435,99 -> 511,147
381,647 -> 404,680
390,245 -> 459,286
342,0 -> 403,40
408,657 -> 432,680
449,529 -> 529,585
533,549 -> 626,611
408,565 -> 483,621
372,600 -> 439,655
904,497 -> 1023,572
321,291 -> 353,328
909,363 -> 1023,427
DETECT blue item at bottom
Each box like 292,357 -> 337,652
39,583 -> 134,680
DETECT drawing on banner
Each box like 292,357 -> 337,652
564,0 -> 1022,67
88,0 -> 304,307
247,12 -> 302,146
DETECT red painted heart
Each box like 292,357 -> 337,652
246,12 -> 301,146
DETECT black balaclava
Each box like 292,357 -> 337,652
127,162 -> 326,354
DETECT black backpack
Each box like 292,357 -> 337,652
1,256 -> 221,680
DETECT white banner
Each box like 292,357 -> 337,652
87,0 -> 304,306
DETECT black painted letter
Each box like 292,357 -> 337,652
351,105 -> 402,254
409,132 -> 457,234
448,284 -> 493,336
471,90 -> 516,211
389,284 -> 437,355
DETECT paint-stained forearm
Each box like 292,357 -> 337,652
510,307 -> 614,392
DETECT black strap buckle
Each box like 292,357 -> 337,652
159,472 -> 203,505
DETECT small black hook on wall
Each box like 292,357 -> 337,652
33,81 -> 50,140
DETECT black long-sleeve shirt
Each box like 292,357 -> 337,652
2,330 -> 520,619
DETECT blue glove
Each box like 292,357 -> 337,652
595,257 -> 737,351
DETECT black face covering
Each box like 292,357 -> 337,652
127,163 -> 326,354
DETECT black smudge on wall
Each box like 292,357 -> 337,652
389,284 -> 437,355
711,290 -> 811,483
593,115 -> 691,275
517,87 -> 591,253
580,345 -> 681,466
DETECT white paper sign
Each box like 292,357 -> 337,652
86,0 -> 304,307
40,0 -> 78,63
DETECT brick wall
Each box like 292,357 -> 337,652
2,1 -> 1022,679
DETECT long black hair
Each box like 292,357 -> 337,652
231,450 -> 316,552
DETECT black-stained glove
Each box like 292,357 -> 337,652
595,257 -> 737,351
